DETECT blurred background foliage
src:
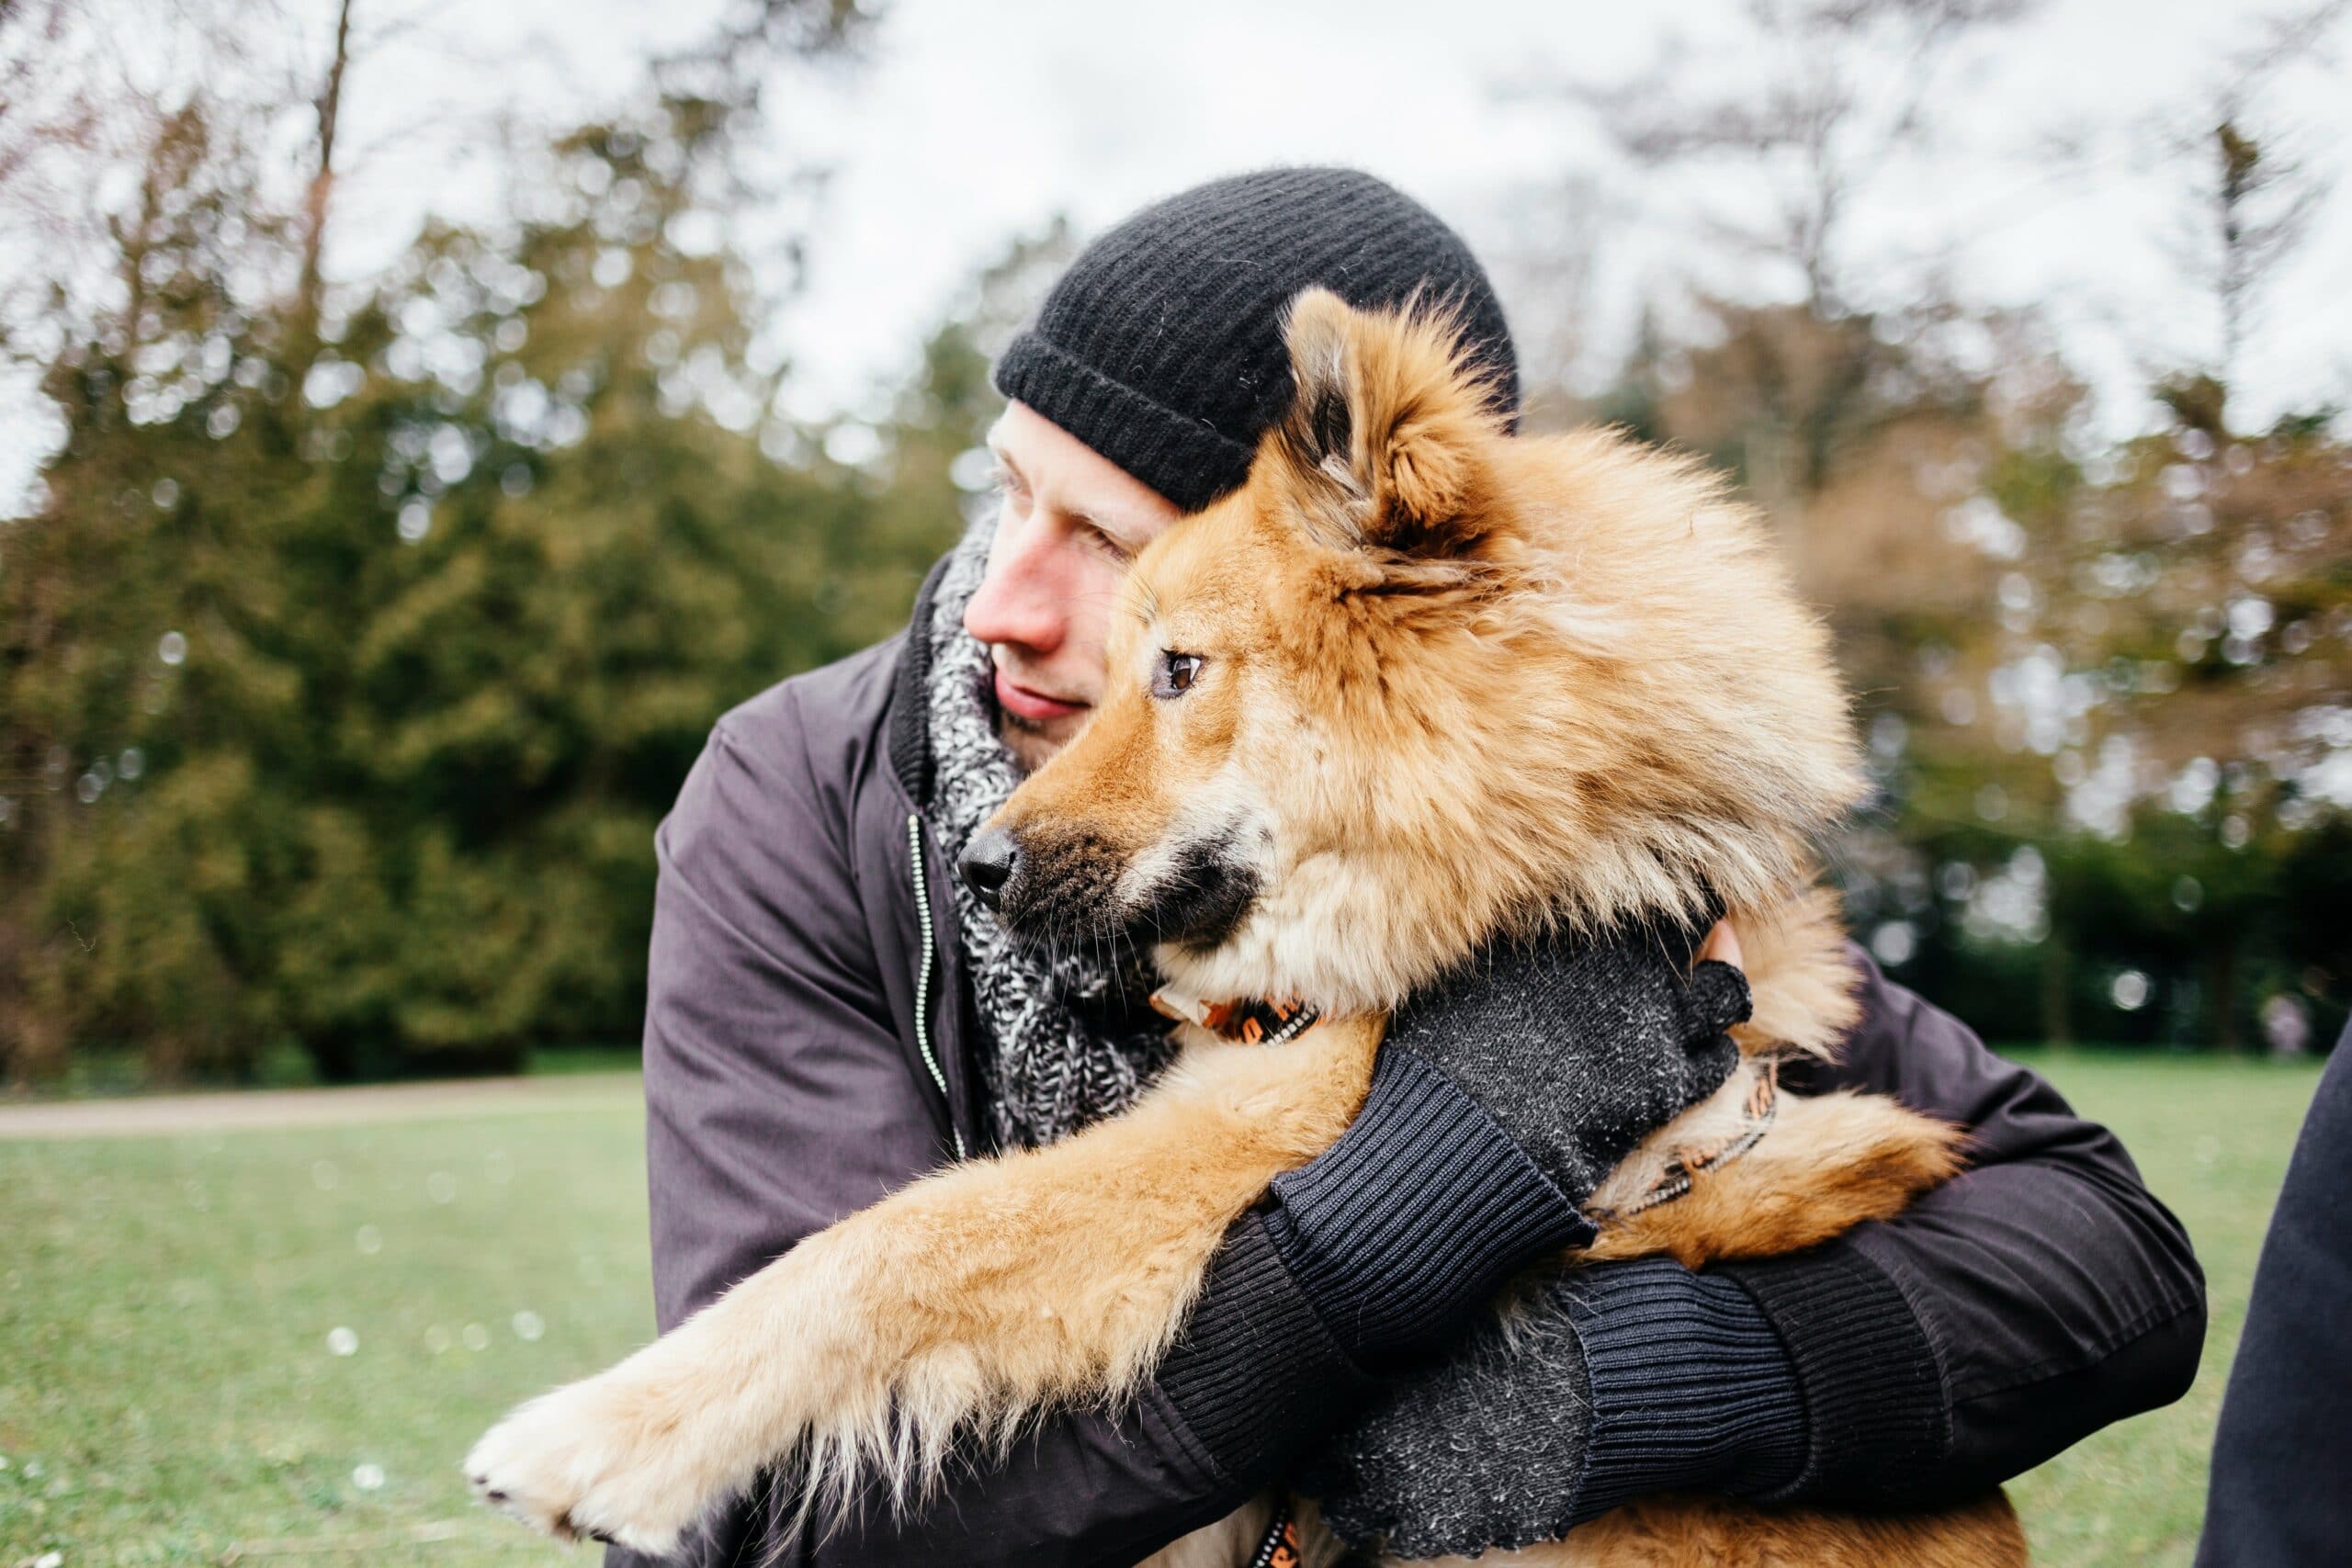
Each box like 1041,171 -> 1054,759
0,0 -> 2345,1085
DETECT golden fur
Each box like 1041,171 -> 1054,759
465,291 -> 2026,1565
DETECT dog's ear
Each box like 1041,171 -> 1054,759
1272,288 -> 1500,558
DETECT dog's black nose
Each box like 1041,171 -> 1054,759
958,828 -> 1021,909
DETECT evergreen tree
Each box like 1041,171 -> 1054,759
0,6 -> 989,1084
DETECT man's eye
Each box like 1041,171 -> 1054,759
1153,651 -> 1204,699
989,465 -> 1030,511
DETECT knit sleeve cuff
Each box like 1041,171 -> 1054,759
1261,1049 -> 1597,1366
1155,1213 -> 1379,1483
1720,1244 -> 1950,1505
1558,1257 -> 1808,1524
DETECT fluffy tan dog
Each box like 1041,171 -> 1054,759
466,290 -> 2028,1565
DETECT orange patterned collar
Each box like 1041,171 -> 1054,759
1594,1058 -> 1781,1222
1245,1498 -> 1304,1568
1149,987 -> 1320,1045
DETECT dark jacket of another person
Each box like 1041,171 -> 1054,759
608,569 -> 2207,1567
2196,1023 -> 2351,1567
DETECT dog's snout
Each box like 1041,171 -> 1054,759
958,828 -> 1022,909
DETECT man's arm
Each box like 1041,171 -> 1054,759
1733,948 -> 2208,1503
1298,948 -> 2206,1556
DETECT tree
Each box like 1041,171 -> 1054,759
0,1 -> 897,1083
2172,3 -> 2344,389
1532,0 -> 2349,1049
1548,0 -> 2036,320
1520,0 -> 2071,700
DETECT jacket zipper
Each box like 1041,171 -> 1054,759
906,813 -> 967,1161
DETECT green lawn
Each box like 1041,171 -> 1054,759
0,1088 -> 650,1566
0,1054 -> 2323,1566
3,1043 -> 647,1103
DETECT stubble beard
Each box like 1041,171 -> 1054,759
998,711 -> 1069,776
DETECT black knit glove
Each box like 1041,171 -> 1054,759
1299,1257 -> 1806,1558
1261,923 -> 1748,1367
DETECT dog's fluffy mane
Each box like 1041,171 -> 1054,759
1139,288 -> 1870,1016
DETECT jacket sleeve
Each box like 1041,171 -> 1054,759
1294,946 -> 2207,1557
1720,947 -> 2209,1505
607,714 -> 1351,1568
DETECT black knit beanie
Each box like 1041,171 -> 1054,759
992,167 -> 1520,513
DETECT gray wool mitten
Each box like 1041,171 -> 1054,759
1384,930 -> 1749,1200
1299,1256 -> 1807,1558
1259,921 -> 1750,1367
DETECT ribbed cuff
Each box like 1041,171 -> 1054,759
1261,1049 -> 1597,1366
1157,1213 -> 1378,1483
1721,1244 -> 1950,1505
1559,1258 -> 1808,1525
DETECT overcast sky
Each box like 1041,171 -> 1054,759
9,0 -> 2350,504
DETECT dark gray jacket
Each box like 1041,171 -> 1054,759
611,575 -> 2206,1567
2195,1023 -> 2350,1565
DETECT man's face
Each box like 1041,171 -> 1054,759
963,400 -> 1185,772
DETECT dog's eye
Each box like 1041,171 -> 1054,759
1153,651 -> 1205,699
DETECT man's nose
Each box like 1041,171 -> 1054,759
957,828 -> 1022,910
963,515 -> 1076,655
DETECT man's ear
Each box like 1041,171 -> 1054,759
1272,288 -> 1501,557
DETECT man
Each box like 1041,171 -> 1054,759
612,168 -> 2204,1567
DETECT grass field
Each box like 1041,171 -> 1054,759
0,1053 -> 2323,1566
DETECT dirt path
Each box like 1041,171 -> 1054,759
0,1072 -> 640,1140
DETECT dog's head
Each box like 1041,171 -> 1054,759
965,288 -> 1867,1017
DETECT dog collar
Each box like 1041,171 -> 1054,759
1245,1498 -> 1305,1568
1149,986 -> 1320,1045
1594,1058 -> 1781,1221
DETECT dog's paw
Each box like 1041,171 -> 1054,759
465,1364 -> 731,1554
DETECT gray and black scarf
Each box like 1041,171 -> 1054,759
922,516 -> 1179,1151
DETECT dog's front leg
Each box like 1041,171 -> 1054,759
465,1017 -> 1382,1554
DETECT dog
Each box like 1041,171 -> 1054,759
465,288 -> 2029,1565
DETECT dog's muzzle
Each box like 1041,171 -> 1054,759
958,821 -> 1260,952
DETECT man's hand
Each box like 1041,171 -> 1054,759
1286,920 -> 1788,1558
1257,918 -> 1752,1368
1367,921 -> 1751,1225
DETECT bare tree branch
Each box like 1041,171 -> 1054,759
1532,0 -> 2038,315
294,0 -> 354,357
